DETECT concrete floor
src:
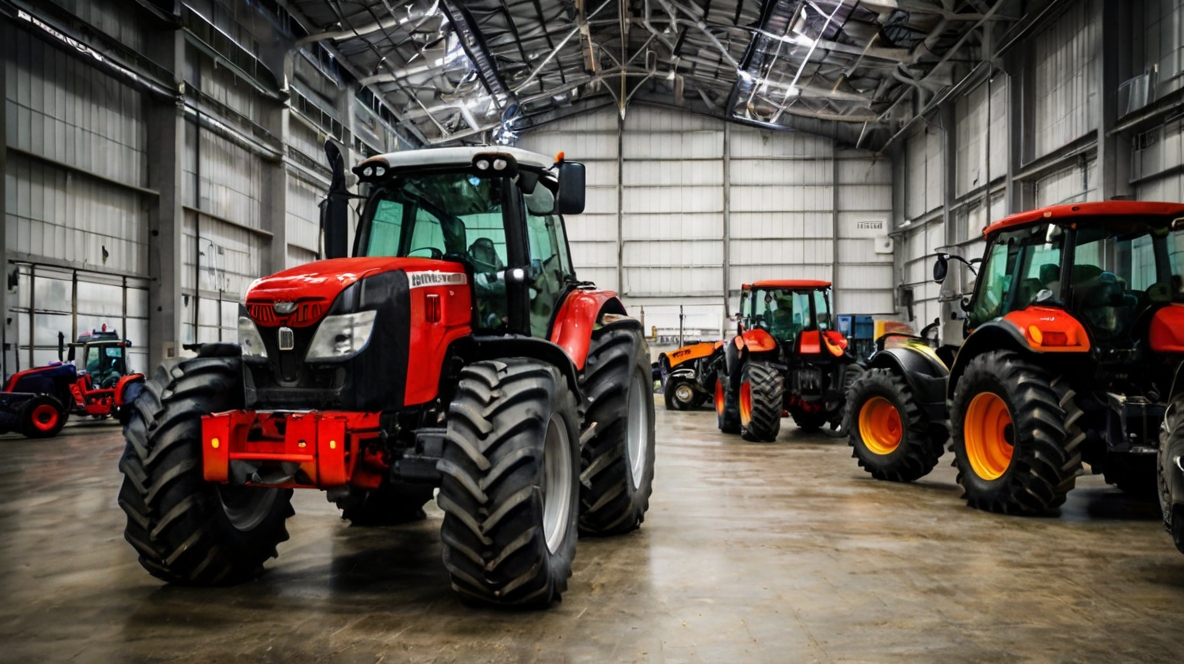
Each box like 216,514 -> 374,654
3,405 -> 1184,663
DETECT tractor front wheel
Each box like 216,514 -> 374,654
845,369 -> 945,482
664,378 -> 699,411
21,395 -> 67,439
437,359 -> 580,607
949,350 -> 1082,514
715,373 -> 741,434
579,325 -> 656,535
117,347 -> 294,584
1158,397 -> 1184,554
739,361 -> 783,442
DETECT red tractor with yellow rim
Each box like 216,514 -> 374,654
117,145 -> 656,608
715,280 -> 862,442
845,201 -> 1184,515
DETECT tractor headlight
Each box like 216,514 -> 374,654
238,317 -> 268,359
305,311 -> 377,362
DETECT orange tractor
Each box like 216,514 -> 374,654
117,146 -> 655,607
658,340 -> 722,410
845,202 -> 1184,517
715,280 -> 862,441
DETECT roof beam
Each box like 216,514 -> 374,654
440,1 -> 515,108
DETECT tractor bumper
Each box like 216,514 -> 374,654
201,410 -> 384,490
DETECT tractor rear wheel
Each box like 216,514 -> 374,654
117,346 -> 294,584
949,350 -> 1082,515
739,361 -> 783,442
715,373 -> 741,434
21,395 -> 67,438
437,359 -> 580,607
845,369 -> 945,482
1158,398 -> 1184,554
664,378 -> 698,411
579,325 -> 656,535
340,483 -> 435,526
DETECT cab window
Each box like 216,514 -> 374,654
969,223 -> 1063,327
524,181 -> 570,337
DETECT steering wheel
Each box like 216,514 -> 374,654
408,247 -> 444,260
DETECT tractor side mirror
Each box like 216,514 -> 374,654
933,254 -> 949,284
67,345 -> 76,363
321,139 -> 350,259
556,161 -> 586,215
58,331 -> 65,362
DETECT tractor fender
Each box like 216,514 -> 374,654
446,334 -> 584,405
549,289 -> 627,371
724,331 -> 780,389
947,311 -> 1089,400
1150,304 -> 1184,354
867,346 -> 949,421
114,374 -> 146,407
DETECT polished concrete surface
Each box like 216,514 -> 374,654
3,404 -> 1184,663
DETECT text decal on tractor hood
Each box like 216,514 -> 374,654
409,271 -> 468,289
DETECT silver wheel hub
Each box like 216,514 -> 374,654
542,414 -> 573,554
626,370 -> 649,490
674,383 -> 695,403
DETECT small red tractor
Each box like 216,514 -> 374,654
844,202 -> 1184,518
658,340 -> 722,410
63,326 -> 145,420
714,280 -> 862,441
0,326 -> 144,438
117,145 -> 656,608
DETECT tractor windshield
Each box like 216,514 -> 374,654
750,288 -> 822,342
85,344 -> 126,388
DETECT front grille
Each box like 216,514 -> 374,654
246,299 -> 327,327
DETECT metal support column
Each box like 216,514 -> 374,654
722,122 -> 732,318
831,145 -> 840,314
616,113 -> 624,295
1003,42 -> 1032,214
1097,0 -> 1133,201
0,27 -> 8,379
145,30 -> 186,367
940,103 -> 961,346
264,101 -> 290,275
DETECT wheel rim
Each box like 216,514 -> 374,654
858,396 -> 902,455
674,383 -> 695,404
217,484 -> 278,531
30,404 -> 59,432
739,381 -> 753,426
964,392 -> 1014,481
626,371 -> 649,490
542,413 -> 574,553
715,379 -> 726,416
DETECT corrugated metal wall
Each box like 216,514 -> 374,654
519,105 -> 895,338
1032,0 -> 1099,160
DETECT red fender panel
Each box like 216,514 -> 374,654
1002,307 -> 1091,353
1150,304 -> 1184,353
740,328 -> 777,353
113,374 -> 146,406
550,290 -> 626,370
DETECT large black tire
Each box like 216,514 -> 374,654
117,346 -> 294,585
1158,398 -> 1184,554
949,350 -> 1083,515
715,370 -> 741,434
824,364 -> 866,437
845,368 -> 946,482
340,483 -> 435,526
579,325 -> 656,536
436,359 -> 580,607
21,395 -> 67,438
740,360 -> 783,442
664,377 -> 699,411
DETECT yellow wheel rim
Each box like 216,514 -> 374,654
739,381 -> 753,426
858,396 -> 902,455
715,379 -> 726,416
964,392 -> 1014,480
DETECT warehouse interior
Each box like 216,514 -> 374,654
4,0 -> 1184,660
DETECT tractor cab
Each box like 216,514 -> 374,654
739,280 -> 845,357
68,326 -> 132,390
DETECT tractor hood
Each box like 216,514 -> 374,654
244,257 -> 464,328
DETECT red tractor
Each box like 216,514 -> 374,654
715,280 -> 862,442
117,146 -> 656,608
845,202 -> 1184,518
63,326 -> 145,420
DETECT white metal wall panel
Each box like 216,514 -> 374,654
1032,0 -> 1100,159
1145,0 -> 1184,100
836,152 -> 894,314
183,124 -> 265,229
904,130 -> 943,219
1035,160 -> 1098,206
4,22 -> 149,275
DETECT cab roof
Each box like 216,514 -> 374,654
356,146 -> 555,173
745,280 -> 831,290
983,201 -> 1184,237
